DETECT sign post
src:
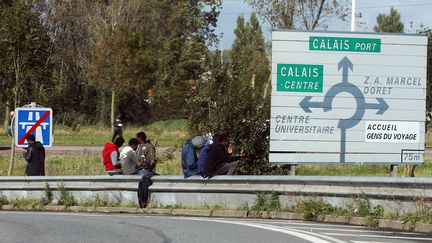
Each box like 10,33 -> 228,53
270,31 -> 427,166
8,103 -> 53,175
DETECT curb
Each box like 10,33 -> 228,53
212,210 -> 248,218
1,205 -> 431,234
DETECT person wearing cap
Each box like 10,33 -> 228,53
181,135 -> 206,178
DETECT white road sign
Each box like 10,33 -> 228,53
270,30 -> 427,164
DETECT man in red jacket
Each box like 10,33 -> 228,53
102,137 -> 124,175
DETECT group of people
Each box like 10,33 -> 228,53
102,131 -> 157,176
181,133 -> 246,178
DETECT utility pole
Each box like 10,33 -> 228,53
351,0 -> 356,31
220,32 -> 224,65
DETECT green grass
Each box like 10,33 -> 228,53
296,160 -> 432,177
0,151 -> 182,176
0,119 -> 190,146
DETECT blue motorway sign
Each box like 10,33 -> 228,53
14,107 -> 53,148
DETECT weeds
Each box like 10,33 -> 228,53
10,198 -> 43,209
367,205 -> 384,227
250,192 -> 281,213
295,197 -> 334,220
41,183 -> 53,206
57,182 -> 77,206
0,193 -> 8,206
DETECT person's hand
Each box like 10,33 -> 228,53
239,152 -> 246,157
227,146 -> 234,154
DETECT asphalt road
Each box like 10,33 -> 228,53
0,212 -> 430,243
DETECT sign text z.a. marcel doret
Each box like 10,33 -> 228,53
270,31 -> 427,164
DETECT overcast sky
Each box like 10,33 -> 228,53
216,0 -> 432,49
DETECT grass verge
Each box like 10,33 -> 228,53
0,119 -> 190,146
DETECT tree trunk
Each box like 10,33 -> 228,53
111,88 -> 115,132
9,55 -> 20,176
3,100 -> 10,128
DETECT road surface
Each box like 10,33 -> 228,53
0,212 -> 430,243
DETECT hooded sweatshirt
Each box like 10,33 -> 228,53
23,141 -> 45,176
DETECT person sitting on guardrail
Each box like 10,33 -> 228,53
120,138 -> 140,175
197,133 -> 219,176
102,136 -> 124,175
136,131 -> 157,175
204,133 -> 245,178
181,135 -> 206,178
23,134 -> 45,176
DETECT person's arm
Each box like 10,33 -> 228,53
217,146 -> 240,163
110,151 -> 121,167
184,147 -> 197,169
148,145 -> 157,166
131,151 -> 140,169
23,147 -> 33,162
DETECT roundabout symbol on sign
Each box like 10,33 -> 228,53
299,57 -> 389,162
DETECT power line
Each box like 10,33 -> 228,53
220,2 -> 432,15
357,2 -> 432,9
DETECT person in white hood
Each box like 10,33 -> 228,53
120,138 -> 140,175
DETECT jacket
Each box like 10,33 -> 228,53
136,141 -> 156,171
204,143 -> 240,176
197,141 -> 210,173
102,142 -> 120,171
120,146 -> 139,175
24,142 -> 45,176
181,139 -> 199,178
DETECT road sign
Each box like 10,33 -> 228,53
14,107 -> 53,148
270,31 -> 427,164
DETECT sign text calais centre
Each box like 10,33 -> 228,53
270,31 -> 427,164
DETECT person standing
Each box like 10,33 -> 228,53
23,134 -> 45,176
204,133 -> 245,177
120,138 -> 140,175
102,136 -> 124,175
136,132 -> 157,174
112,116 -> 123,142
181,135 -> 206,178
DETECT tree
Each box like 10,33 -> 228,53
0,1 -> 52,117
189,14 -> 276,174
373,7 -> 404,33
244,0 -> 349,29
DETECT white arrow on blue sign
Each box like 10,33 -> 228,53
14,107 -> 53,148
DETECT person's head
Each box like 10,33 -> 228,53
136,132 -> 147,144
218,133 -> 229,147
26,134 -> 35,144
191,135 -> 205,149
212,133 -> 220,145
128,138 -> 139,150
113,136 -> 125,148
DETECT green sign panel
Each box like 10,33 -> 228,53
277,64 -> 323,92
309,36 -> 381,53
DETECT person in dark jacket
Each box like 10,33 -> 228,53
181,135 -> 206,178
204,133 -> 245,177
23,134 -> 45,176
111,116 -> 123,142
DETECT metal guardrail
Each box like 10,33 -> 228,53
0,175 -> 431,211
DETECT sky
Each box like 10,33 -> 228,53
215,0 -> 432,50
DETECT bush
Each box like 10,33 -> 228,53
367,205 -> 384,227
57,182 -> 77,206
0,193 -> 8,206
41,183 -> 53,206
250,192 -> 281,212
296,197 -> 334,220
